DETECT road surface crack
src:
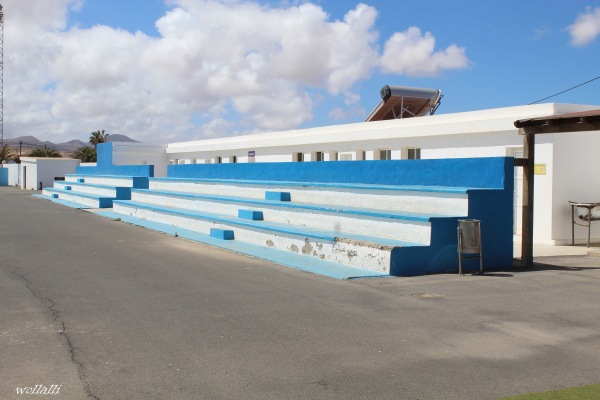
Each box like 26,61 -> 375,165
11,267 -> 101,400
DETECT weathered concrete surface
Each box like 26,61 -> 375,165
1,186 -> 600,400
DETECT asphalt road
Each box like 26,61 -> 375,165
1,186 -> 600,400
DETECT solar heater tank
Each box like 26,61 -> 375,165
380,85 -> 441,102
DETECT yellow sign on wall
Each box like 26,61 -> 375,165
534,164 -> 546,175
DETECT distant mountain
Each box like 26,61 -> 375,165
107,134 -> 139,143
4,135 -> 54,149
3,134 -> 140,153
56,139 -> 88,152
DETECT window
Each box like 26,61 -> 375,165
231,156 -> 237,164
295,152 -> 304,162
407,148 -> 421,160
315,151 -> 325,162
215,156 -> 222,164
379,149 -> 391,160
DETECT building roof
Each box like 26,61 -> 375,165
167,103 -> 600,155
515,108 -> 600,127
514,108 -> 600,134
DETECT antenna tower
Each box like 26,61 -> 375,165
0,4 -> 4,147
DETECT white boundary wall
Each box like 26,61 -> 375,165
20,158 -> 80,190
163,103 -> 600,245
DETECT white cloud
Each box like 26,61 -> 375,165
4,0 -> 469,143
567,7 -> 600,46
380,27 -> 469,76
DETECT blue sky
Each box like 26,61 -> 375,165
4,0 -> 600,143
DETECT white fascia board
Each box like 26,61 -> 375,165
166,103 -> 600,154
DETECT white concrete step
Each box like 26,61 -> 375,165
54,181 -> 131,199
149,177 -> 469,216
65,174 -> 148,188
130,189 -> 435,244
42,188 -> 114,208
113,200 -> 424,274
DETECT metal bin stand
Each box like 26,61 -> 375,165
569,201 -> 600,248
457,219 -> 483,275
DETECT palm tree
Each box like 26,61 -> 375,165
0,144 -> 13,164
89,130 -> 109,149
74,146 -> 97,162
29,145 -> 61,158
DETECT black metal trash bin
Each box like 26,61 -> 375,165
457,219 -> 483,275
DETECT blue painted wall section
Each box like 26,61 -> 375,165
390,158 -> 514,276
75,143 -> 154,177
168,157 -> 514,276
169,158 -> 509,189
0,168 -> 8,186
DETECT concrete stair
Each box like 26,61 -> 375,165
40,175 -> 149,209
111,177 -> 473,275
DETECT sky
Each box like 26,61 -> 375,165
4,0 -> 600,144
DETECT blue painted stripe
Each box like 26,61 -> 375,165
94,211 -> 389,279
113,200 -> 420,247
132,189 -> 443,222
150,176 -> 471,194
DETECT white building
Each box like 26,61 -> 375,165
164,103 -> 600,245
20,157 -> 80,190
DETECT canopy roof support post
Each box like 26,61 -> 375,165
521,132 -> 535,266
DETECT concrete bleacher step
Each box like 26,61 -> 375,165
95,211 -> 389,279
42,187 -> 115,208
128,188 -> 443,243
54,181 -> 133,199
39,175 -> 150,209
112,200 -> 425,274
149,177 -> 469,216
65,174 -> 149,189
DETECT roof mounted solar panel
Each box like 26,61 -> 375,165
366,85 -> 442,122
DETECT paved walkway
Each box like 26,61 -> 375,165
1,186 -> 600,400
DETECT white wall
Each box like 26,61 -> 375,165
2,164 -> 20,186
20,158 -> 80,190
111,142 -> 168,177
551,131 -> 600,245
20,159 -> 38,190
